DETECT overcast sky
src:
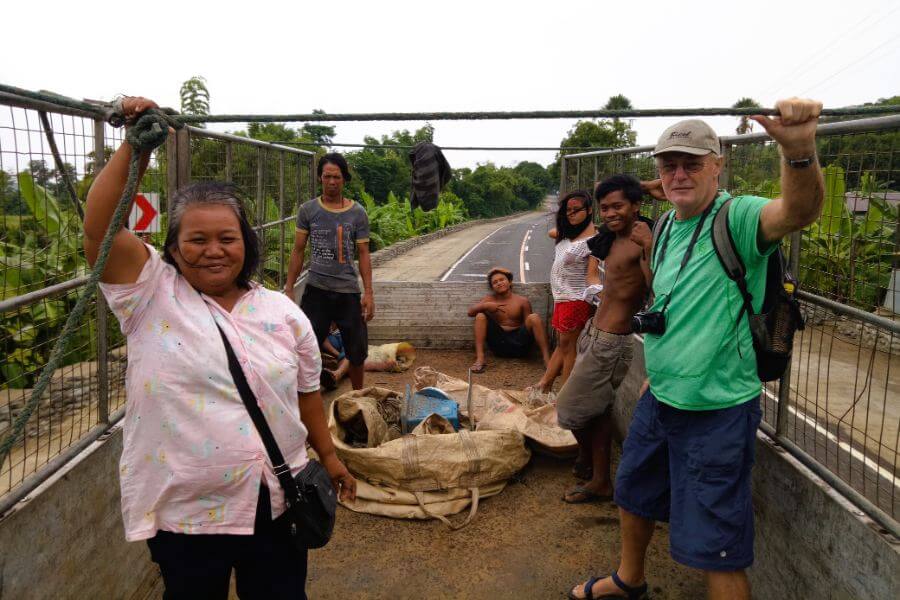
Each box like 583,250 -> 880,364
3,0 -> 899,169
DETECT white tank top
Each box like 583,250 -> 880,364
550,238 -> 591,301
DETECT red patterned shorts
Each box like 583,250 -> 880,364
551,300 -> 593,333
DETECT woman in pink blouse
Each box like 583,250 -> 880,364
84,97 -> 355,599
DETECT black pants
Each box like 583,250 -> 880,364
147,486 -> 308,600
301,284 -> 369,365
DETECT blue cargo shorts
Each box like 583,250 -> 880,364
613,390 -> 762,571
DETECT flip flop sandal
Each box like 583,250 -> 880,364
563,485 -> 613,504
572,460 -> 593,480
567,572 -> 649,599
470,363 -> 486,374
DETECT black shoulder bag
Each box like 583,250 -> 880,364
215,323 -> 336,549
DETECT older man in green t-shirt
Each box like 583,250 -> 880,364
568,98 -> 824,600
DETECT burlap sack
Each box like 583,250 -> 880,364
328,387 -> 531,527
413,367 -> 577,455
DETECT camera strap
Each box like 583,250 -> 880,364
655,198 -> 716,313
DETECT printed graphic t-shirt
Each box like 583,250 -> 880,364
296,198 -> 370,294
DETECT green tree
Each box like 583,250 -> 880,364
180,76 -> 210,127
732,97 -> 761,135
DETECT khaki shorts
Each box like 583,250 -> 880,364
556,323 -> 634,430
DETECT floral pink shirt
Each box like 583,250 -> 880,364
100,247 -> 321,542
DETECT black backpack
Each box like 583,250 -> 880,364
651,199 -> 805,381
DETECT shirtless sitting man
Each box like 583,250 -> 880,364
468,267 -> 551,373
556,174 -> 653,504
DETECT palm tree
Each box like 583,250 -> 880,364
732,97 -> 761,134
604,94 -> 633,126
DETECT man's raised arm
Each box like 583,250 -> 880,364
752,97 -> 825,243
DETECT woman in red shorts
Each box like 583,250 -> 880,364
534,190 -> 595,392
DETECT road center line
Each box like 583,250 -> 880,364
519,229 -> 531,283
439,225 -> 506,282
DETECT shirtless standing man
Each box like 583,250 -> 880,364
557,174 -> 653,503
468,267 -> 551,373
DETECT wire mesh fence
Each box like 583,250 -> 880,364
562,115 -> 900,526
0,96 -> 314,505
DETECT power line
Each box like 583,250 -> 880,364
800,36 -> 900,96
765,4 -> 899,98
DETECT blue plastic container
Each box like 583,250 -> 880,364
402,386 -> 460,432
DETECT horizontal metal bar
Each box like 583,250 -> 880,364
0,92 -> 102,120
564,114 -> 900,159
721,113 -> 900,146
186,127 -> 315,156
0,276 -> 90,315
797,290 -> 900,336
252,215 -> 297,231
0,406 -> 125,517
758,420 -> 899,540
275,140 -> 610,152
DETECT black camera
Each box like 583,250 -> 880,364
631,311 -> 666,335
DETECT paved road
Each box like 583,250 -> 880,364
440,210 -> 556,283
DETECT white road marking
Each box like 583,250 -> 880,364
761,386 -> 898,487
519,228 -> 532,283
524,245 -> 529,252
459,273 -> 485,278
525,262 -> 530,271
439,225 -> 505,282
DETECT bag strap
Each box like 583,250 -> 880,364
650,209 -> 674,268
215,323 -> 303,507
710,198 -> 756,323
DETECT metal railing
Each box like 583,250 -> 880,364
0,94 -> 315,512
561,115 -> 900,534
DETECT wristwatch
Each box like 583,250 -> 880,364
785,156 -> 815,169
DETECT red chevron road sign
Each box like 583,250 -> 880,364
129,193 -> 160,232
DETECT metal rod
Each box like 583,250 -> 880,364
0,407 -> 125,517
0,276 -> 89,315
96,294 -> 109,425
0,91 -> 102,120
274,140 -> 610,151
278,152 -> 285,288
466,368 -> 475,431
797,290 -> 900,335
186,126 -> 314,155
566,114 -> 900,159
37,111 -> 84,220
776,230 -> 803,436
251,215 -> 294,232
758,420 -> 900,540
224,141 -> 233,182
257,147 -> 265,282
559,158 -> 567,198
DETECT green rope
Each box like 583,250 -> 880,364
2,83 -> 900,125
0,110 -> 174,465
175,105 -> 900,123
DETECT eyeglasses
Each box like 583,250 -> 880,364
566,206 -> 588,216
659,160 -> 707,175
